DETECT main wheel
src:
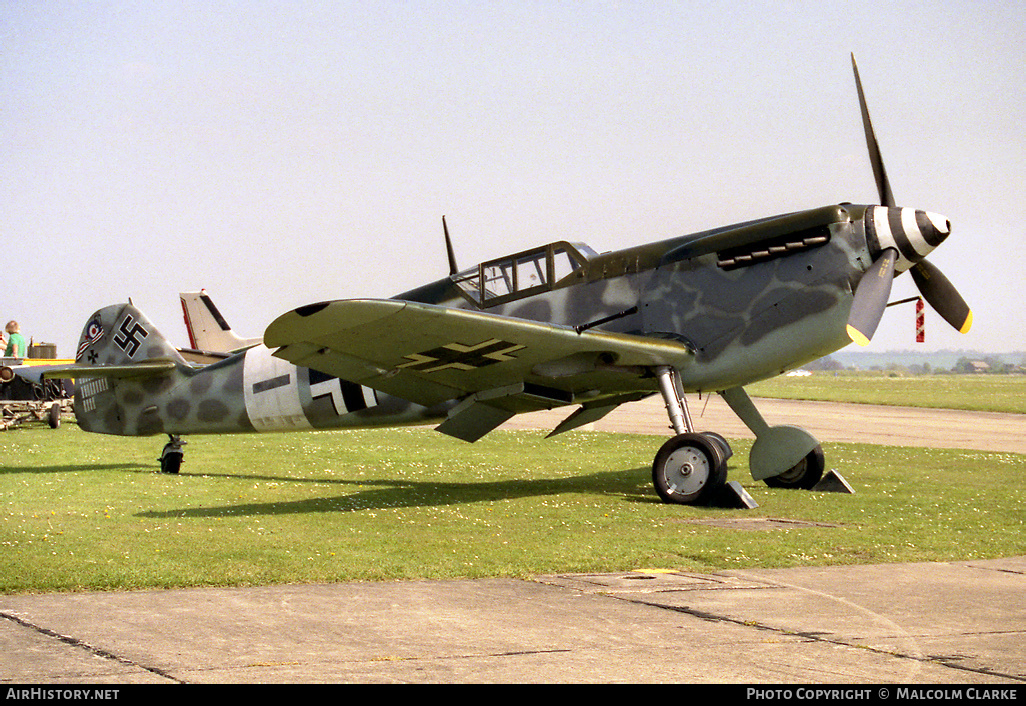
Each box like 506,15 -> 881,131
652,433 -> 727,505
700,431 -> 733,462
764,445 -> 825,490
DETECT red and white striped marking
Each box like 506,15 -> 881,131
916,296 -> 925,343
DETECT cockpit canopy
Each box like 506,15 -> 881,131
452,241 -> 596,307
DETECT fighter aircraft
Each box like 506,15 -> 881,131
34,56 -> 971,505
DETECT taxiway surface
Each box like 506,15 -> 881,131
504,395 -> 1026,454
2,558 -> 1023,683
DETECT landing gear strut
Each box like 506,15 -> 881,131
650,371 -> 828,503
719,386 -> 825,489
651,367 -> 730,505
159,435 -> 186,474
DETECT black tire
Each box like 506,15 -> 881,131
700,431 -> 733,462
764,445 -> 825,490
160,452 -> 183,475
48,402 -> 61,429
652,432 -> 728,505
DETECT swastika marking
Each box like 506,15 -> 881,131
113,315 -> 149,358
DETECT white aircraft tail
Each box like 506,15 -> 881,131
179,290 -> 261,354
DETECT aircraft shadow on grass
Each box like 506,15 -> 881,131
133,465 -> 683,520
1,463 -> 149,476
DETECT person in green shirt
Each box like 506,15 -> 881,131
4,321 -> 26,358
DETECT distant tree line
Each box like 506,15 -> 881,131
806,356 -> 845,371
949,356 -> 1022,374
808,355 -> 1024,374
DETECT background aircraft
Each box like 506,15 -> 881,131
31,56 -> 970,506
177,290 -> 262,364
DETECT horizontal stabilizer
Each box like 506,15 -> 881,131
16,359 -> 177,383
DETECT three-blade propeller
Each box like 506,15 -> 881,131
846,54 -> 972,346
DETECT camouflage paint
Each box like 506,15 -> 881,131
72,202 -> 948,445
73,304 -> 452,437
396,204 -> 874,394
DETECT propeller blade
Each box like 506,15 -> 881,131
847,248 -> 897,346
852,54 -> 896,208
910,259 -> 973,334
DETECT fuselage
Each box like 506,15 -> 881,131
397,203 -> 874,392
74,335 -> 457,437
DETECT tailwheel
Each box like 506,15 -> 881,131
764,445 -> 825,490
160,452 -> 182,475
159,435 -> 186,474
652,432 -> 728,505
47,402 -> 61,429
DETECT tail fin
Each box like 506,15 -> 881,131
69,303 -> 186,435
77,303 -> 184,366
180,290 -> 261,353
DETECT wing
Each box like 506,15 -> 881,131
265,299 -> 694,440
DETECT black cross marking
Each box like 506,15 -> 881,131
398,339 -> 525,374
309,368 -> 371,415
113,315 -> 149,358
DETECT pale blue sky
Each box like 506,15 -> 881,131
3,1 -> 1023,357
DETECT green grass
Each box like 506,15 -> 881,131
2,424 -> 1023,594
748,373 -> 1026,414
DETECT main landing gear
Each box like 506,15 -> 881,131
651,367 -> 733,506
651,367 -> 827,505
718,386 -> 825,490
159,434 -> 186,474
